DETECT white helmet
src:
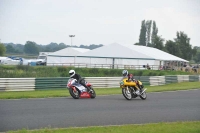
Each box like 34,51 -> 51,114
69,70 -> 75,78
122,70 -> 128,77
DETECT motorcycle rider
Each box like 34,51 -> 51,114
69,69 -> 90,91
122,70 -> 141,95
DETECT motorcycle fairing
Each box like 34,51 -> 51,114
73,83 -> 87,92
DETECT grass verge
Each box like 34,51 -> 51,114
0,82 -> 199,99
8,121 -> 200,133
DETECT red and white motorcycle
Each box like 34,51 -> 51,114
67,78 -> 96,99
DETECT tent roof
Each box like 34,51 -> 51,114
78,43 -> 154,60
48,47 -> 90,56
128,45 -> 188,62
78,43 -> 188,62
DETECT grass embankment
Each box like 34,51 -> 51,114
0,65 -> 195,78
8,121 -> 200,133
0,82 -> 199,99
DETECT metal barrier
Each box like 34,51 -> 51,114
0,75 -> 199,91
85,77 -> 122,88
0,78 -> 35,91
35,77 -> 69,90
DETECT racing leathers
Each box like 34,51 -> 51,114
70,73 -> 90,91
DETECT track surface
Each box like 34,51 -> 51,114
0,89 -> 200,132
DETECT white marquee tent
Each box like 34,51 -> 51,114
47,47 -> 90,65
47,43 -> 188,69
75,43 -> 188,69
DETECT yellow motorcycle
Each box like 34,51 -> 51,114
120,78 -> 147,100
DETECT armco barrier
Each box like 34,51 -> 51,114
149,76 -> 165,86
0,78 -> 35,91
177,75 -> 189,82
165,76 -> 178,84
138,76 -> 150,86
0,75 -> 199,91
189,75 -> 199,82
35,77 -> 69,90
85,77 -> 122,88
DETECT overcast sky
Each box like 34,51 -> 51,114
0,0 -> 200,47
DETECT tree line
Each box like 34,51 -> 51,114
136,20 -> 200,63
0,42 -> 103,55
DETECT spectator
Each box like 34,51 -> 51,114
147,63 -> 150,70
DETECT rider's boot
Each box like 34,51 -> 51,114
139,85 -> 144,93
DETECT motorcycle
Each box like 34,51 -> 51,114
120,78 -> 147,100
67,78 -> 96,99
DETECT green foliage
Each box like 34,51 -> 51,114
175,31 -> 195,60
134,70 -> 143,76
154,35 -> 164,51
3,43 -> 103,56
165,40 -> 181,57
146,20 -> 152,45
151,21 -> 158,46
80,44 -> 103,50
0,65 -> 196,78
139,20 -> 147,46
0,43 -> 6,56
24,41 -> 39,55
6,45 -> 15,53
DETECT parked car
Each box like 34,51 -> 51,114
0,57 -> 21,65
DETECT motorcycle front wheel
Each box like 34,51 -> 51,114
69,87 -> 80,99
122,87 -> 132,100
89,87 -> 96,99
139,91 -> 147,100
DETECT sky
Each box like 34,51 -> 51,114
0,0 -> 200,47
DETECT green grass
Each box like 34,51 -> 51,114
7,121 -> 200,133
146,81 -> 200,92
0,82 -> 199,99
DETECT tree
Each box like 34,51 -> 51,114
174,31 -> 195,60
6,45 -> 16,53
0,43 -> 6,56
15,44 -> 24,53
58,43 -> 67,50
139,20 -> 146,46
154,35 -> 164,50
151,21 -> 158,47
45,42 -> 60,52
146,20 -> 152,46
24,41 -> 39,55
165,40 -> 181,57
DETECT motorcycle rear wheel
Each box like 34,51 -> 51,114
122,87 -> 132,100
69,87 -> 80,99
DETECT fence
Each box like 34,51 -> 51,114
46,63 -> 200,72
0,75 -> 199,91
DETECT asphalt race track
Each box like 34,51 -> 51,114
0,89 -> 200,132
